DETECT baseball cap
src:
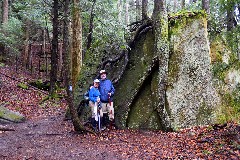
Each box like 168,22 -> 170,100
100,70 -> 107,74
94,79 -> 100,83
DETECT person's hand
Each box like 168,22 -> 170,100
97,97 -> 100,102
108,93 -> 111,97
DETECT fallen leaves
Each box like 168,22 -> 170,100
0,64 -> 239,159
0,65 -> 67,119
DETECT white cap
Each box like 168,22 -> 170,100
100,70 -> 107,74
94,79 -> 100,83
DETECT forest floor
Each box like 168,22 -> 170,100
0,64 -> 240,160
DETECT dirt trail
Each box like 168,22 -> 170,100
0,65 -> 239,160
0,115 -> 119,160
1,114 -> 239,160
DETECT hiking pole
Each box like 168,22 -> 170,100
98,102 -> 101,132
108,95 -> 113,130
98,110 -> 101,132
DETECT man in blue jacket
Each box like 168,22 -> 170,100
99,70 -> 115,128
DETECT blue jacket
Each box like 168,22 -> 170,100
99,79 -> 115,102
89,87 -> 101,103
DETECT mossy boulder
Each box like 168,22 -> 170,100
75,12 -> 221,130
114,31 -> 159,129
210,35 -> 240,123
210,35 -> 231,64
0,106 -> 25,123
114,13 -> 220,130
167,16 -> 220,129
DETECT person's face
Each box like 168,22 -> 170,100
100,73 -> 106,80
94,82 -> 99,88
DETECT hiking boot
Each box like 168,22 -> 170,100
91,118 -> 98,132
93,127 -> 98,132
101,126 -> 106,131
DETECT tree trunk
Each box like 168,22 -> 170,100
136,0 -> 141,21
63,0 -> 84,132
27,44 -> 32,70
181,0 -> 185,10
2,0 -> 8,24
86,0 -> 96,51
202,0 -> 210,29
125,0 -> 129,25
50,0 -> 59,94
238,5 -> 240,17
117,0 -> 123,23
72,0 -> 82,89
226,1 -> 236,31
142,0 -> 148,19
58,42 -> 63,79
238,3 -> 240,59
238,33 -> 240,60
173,0 -> 177,13
23,20 -> 30,69
202,0 -> 210,15
153,0 -> 171,131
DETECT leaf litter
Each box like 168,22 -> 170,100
0,65 -> 239,159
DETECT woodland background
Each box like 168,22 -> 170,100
0,0 -> 239,129
0,0 -> 240,159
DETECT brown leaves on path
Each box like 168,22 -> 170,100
0,64 -> 239,159
0,65 -> 67,119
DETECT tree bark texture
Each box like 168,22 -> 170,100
202,0 -> 210,15
238,5 -> 240,17
50,0 -> 59,94
142,0 -> 148,19
153,0 -> 171,130
181,0 -> 185,10
72,0 -> 82,89
117,0 -> 123,23
226,1 -> 236,31
23,20 -> 30,69
86,0 -> 96,51
173,0 -> 177,13
136,0 -> 141,21
63,0 -> 84,132
125,0 -> 129,25
2,0 -> 8,24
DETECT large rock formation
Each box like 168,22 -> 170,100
210,34 -> 240,124
75,12 -> 221,130
167,16 -> 220,129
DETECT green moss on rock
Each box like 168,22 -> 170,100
167,12 -> 220,129
196,102 -> 213,125
0,106 -> 25,123
127,76 -> 162,130
114,31 -> 155,128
